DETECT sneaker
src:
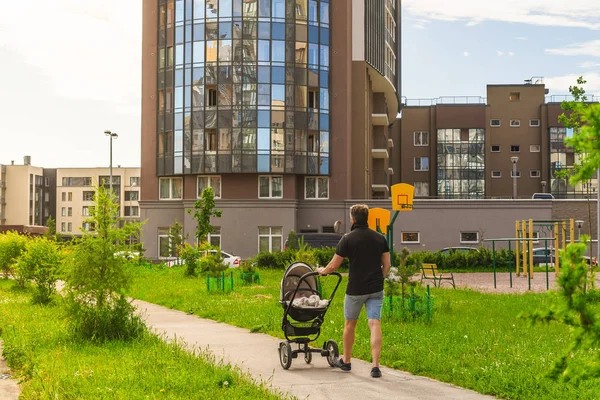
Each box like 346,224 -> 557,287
371,367 -> 382,378
333,358 -> 352,371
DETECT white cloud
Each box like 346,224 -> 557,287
464,51 -> 470,57
403,0 -> 600,30
515,37 -> 528,41
414,24 -> 426,30
496,50 -> 504,56
580,61 -> 600,68
545,72 -> 600,94
508,52 -> 515,57
546,40 -> 600,57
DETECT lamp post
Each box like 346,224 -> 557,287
104,130 -> 118,193
541,180 -> 547,194
576,220 -> 584,242
511,156 -> 519,199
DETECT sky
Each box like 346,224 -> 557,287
0,0 -> 599,168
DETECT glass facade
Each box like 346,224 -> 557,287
156,0 -> 331,176
436,128 -> 485,199
549,127 -> 598,198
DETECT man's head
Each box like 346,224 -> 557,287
350,204 -> 369,225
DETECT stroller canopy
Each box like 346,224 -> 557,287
280,262 -> 318,303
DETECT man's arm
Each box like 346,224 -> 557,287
381,252 -> 391,278
317,254 -> 344,275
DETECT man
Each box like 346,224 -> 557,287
317,204 -> 391,378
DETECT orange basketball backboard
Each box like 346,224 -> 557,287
368,208 -> 390,235
391,183 -> 415,211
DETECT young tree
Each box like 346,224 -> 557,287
168,219 -> 187,259
65,185 -> 146,341
16,237 -> 63,304
0,231 -> 29,282
187,187 -> 222,244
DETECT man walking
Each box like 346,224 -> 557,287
317,204 -> 391,378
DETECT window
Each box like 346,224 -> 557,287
491,170 -> 501,178
68,207 -> 72,217
510,119 -> 520,127
530,170 -> 540,178
83,191 -> 94,201
61,192 -> 66,201
510,145 -> 520,153
207,87 -> 217,106
61,222 -> 66,232
509,92 -> 520,101
125,191 -> 140,201
208,227 -> 221,248
308,90 -> 319,109
205,130 -> 217,151
414,131 -> 429,146
511,170 -> 521,178
491,145 -> 501,152
401,232 -> 420,244
130,177 -> 140,186
159,177 -> 183,200
44,177 -> 49,187
530,145 -> 540,153
197,176 -> 221,198
529,119 -> 540,127
460,232 -> 479,244
414,157 -> 429,171
414,182 -> 429,197
158,228 -> 171,259
61,207 -> 66,217
61,177 -> 92,186
305,177 -> 329,199
259,176 -> 283,198
67,222 -> 72,232
68,192 -> 72,201
82,206 -> 89,216
258,227 -> 283,252
124,206 -> 139,217
490,119 -> 501,127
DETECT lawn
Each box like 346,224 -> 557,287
128,264 -> 600,400
0,280 -> 285,400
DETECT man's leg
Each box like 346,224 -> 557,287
367,318 -> 382,367
343,319 -> 357,364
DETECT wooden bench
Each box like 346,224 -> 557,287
420,263 -> 455,288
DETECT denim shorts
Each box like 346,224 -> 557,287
344,290 -> 384,321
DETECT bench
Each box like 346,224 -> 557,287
420,263 -> 455,288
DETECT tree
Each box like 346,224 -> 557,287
16,237 -> 62,304
65,185 -> 146,341
168,219 -> 187,259
187,187 -> 222,244
286,230 -> 299,251
0,231 -> 29,282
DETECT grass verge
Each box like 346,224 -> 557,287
128,265 -> 600,400
0,279 -> 285,400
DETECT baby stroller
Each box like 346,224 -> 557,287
278,262 -> 342,370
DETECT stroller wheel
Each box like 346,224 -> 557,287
304,350 -> 312,364
279,342 -> 293,369
325,340 -> 339,367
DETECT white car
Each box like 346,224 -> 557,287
166,250 -> 241,268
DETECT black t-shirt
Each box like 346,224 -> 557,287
335,223 -> 390,295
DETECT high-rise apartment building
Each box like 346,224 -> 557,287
401,81 -> 599,200
140,0 -> 402,258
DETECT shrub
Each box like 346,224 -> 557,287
0,231 -> 29,282
252,252 -> 280,269
15,237 -> 63,304
286,230 -> 299,251
201,252 -> 228,278
179,243 -> 201,277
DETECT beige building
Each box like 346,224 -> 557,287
56,167 -> 141,235
0,156 -> 50,230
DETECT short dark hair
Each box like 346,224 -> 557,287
350,204 -> 369,224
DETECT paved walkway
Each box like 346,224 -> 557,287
134,300 -> 496,400
0,340 -> 20,400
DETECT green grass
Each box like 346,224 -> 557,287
0,280 -> 284,400
128,265 -> 600,400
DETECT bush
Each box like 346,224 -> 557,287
0,231 -> 29,282
286,230 -> 299,251
15,237 -> 63,304
179,243 -> 201,277
251,252 -> 281,269
201,252 -> 228,278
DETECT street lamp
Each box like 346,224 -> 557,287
576,220 -> 584,242
104,130 -> 118,193
511,157 -> 519,199
541,180 -> 547,194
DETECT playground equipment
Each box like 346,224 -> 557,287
514,219 -> 575,277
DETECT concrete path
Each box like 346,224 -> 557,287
0,340 -> 20,400
134,300 -> 496,400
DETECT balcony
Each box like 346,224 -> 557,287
371,149 -> 389,159
372,169 -> 390,192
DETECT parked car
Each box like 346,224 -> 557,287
166,249 -> 241,268
284,233 -> 343,250
438,247 -> 479,256
531,193 -> 554,200
530,247 -> 597,266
